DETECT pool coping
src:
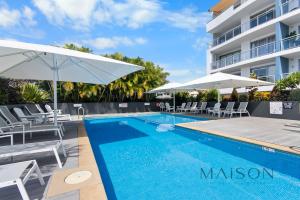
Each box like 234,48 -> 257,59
177,122 -> 300,156
46,123 -> 108,200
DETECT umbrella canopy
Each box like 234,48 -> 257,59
156,94 -> 173,100
147,82 -> 183,94
178,72 -> 273,90
147,82 -> 183,110
0,40 -> 143,124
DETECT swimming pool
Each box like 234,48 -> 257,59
85,114 -> 300,200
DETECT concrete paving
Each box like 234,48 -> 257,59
178,117 -> 300,150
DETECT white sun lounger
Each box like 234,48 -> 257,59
45,105 -> 71,120
229,102 -> 250,118
189,102 -> 198,113
0,160 -> 45,200
0,138 -> 66,168
13,107 -> 44,124
176,103 -> 186,112
207,103 -> 221,116
165,103 -> 175,112
0,116 -> 63,144
182,102 -> 192,112
0,106 -> 27,126
193,102 -> 207,114
221,102 -> 235,117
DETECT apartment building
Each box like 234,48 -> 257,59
206,0 -> 300,84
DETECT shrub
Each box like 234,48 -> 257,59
230,88 -> 239,101
248,88 -> 258,101
288,89 -> 300,101
222,95 -> 231,102
269,86 -> 289,101
20,83 -> 50,103
196,90 -> 207,102
239,94 -> 249,102
254,92 -> 271,101
206,89 -> 218,102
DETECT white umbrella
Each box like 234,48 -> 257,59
155,94 -> 173,100
178,72 -> 273,102
147,82 -> 183,110
0,40 -> 143,124
179,72 -> 273,90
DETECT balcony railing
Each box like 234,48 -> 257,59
257,75 -> 275,83
280,0 -> 300,15
212,8 -> 275,47
212,34 -> 300,70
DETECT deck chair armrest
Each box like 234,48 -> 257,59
0,134 -> 13,145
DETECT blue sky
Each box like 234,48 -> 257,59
0,0 -> 219,83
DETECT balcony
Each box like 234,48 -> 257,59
257,75 -> 275,83
212,34 -> 300,70
280,0 -> 300,15
212,8 -> 275,47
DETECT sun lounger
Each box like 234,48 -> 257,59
176,103 -> 186,112
0,138 -> 66,168
0,106 -> 27,126
193,102 -> 207,114
165,103 -> 175,112
159,102 -> 165,111
13,107 -> 44,124
221,102 -> 235,117
189,102 -> 198,113
207,103 -> 221,116
0,160 -> 45,200
0,116 -> 63,144
229,102 -> 250,118
45,105 -> 71,120
182,102 -> 192,112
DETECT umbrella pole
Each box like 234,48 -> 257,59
218,90 -> 221,118
173,91 -> 176,113
53,56 -> 58,126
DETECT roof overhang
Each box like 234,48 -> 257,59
210,0 -> 236,14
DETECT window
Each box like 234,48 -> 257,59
250,7 -> 275,28
250,65 -> 275,82
250,35 -> 276,58
298,59 -> 300,71
218,51 -> 241,68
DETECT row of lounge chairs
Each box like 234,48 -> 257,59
160,101 -> 250,118
0,104 -> 71,199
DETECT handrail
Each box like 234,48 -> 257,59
212,34 -> 300,69
213,8 -> 275,47
210,0 -> 300,47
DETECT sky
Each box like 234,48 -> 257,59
0,0 -> 219,83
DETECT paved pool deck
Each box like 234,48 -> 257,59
178,116 -> 300,155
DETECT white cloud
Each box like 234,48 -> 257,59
0,6 -> 20,28
32,0 -> 98,29
23,6 -> 37,26
0,4 -> 37,29
82,36 -> 147,50
32,0 -> 210,32
165,8 -> 211,32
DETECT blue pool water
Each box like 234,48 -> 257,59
85,114 -> 300,200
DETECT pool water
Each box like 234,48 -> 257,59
85,114 -> 300,200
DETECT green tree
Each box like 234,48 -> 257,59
206,89 -> 218,102
230,88 -> 239,101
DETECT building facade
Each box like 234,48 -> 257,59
206,0 -> 300,83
